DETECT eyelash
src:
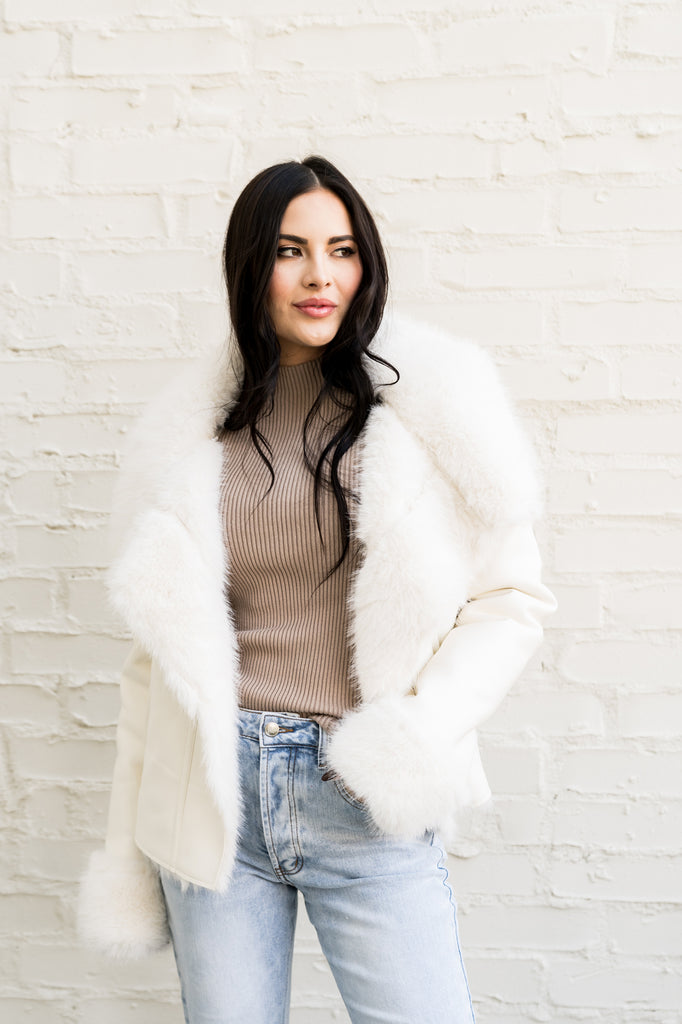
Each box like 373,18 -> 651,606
276,246 -> 357,258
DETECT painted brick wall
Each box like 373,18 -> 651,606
2,1 -> 681,1021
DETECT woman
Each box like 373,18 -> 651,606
79,156 -> 556,1023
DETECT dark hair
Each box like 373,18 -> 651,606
221,155 -> 396,578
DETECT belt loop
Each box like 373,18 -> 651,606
317,722 -> 328,768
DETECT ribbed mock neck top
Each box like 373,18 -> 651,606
219,357 -> 362,733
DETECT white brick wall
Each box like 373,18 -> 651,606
2,1 -> 680,1021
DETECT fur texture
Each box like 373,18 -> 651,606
325,695 -> 490,839
78,850 -> 170,958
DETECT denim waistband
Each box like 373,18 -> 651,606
237,707 -> 328,758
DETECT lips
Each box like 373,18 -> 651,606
294,299 -> 337,310
293,298 -> 338,319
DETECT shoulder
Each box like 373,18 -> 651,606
370,312 -> 544,526
109,342 -> 241,545
371,311 -> 506,398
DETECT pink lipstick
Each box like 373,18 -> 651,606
294,299 -> 337,318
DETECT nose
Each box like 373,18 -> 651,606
303,253 -> 330,289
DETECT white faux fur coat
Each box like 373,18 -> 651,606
78,314 -> 557,958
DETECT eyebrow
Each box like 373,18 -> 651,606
278,233 -> 356,245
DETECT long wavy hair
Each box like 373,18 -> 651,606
221,155 -> 397,577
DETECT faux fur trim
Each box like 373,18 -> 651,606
107,425 -> 242,887
108,342 -> 239,552
373,312 -> 543,526
325,694 -> 491,839
78,850 -> 170,958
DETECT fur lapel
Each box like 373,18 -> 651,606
373,312 -> 541,527
107,314 -> 541,825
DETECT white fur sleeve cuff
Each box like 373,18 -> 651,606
325,696 -> 491,839
78,849 -> 170,959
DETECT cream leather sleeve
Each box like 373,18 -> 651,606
414,522 -> 558,731
326,522 -> 557,839
78,641 -> 170,957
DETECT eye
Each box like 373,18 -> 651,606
332,246 -> 357,258
277,245 -> 301,258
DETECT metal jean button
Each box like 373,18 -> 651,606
264,722 -> 280,737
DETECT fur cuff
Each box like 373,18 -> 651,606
326,696 -> 491,839
78,849 -> 170,958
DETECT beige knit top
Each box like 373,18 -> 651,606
219,358 -> 362,733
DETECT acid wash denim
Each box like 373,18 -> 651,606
160,708 -> 476,1024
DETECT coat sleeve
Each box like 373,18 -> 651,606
325,522 -> 557,839
77,641 -> 171,957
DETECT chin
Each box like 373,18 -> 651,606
278,318 -> 343,363
296,331 -> 336,350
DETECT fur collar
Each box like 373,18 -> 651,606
110,312 -> 540,547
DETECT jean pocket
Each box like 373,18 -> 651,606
333,776 -> 367,810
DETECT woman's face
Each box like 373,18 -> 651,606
266,189 -> 363,366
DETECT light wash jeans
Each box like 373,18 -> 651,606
160,708 -> 475,1024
